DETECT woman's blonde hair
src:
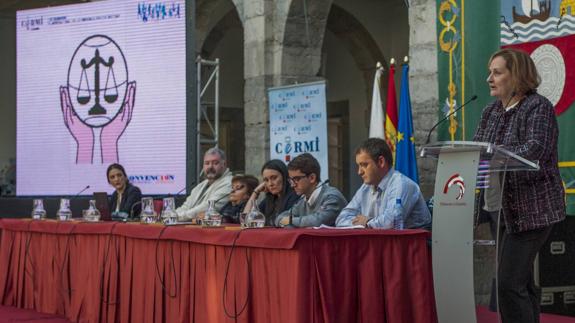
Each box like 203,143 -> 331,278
489,48 -> 540,95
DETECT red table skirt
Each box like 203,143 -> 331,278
0,219 -> 437,323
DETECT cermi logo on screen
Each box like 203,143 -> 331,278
129,174 -> 175,184
20,16 -> 44,31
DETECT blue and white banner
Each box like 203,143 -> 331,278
268,81 -> 328,182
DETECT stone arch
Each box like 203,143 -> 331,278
200,9 -> 243,58
280,1 -> 387,100
325,4 -> 387,102
280,0 -> 334,81
196,0 -> 243,51
196,1 -> 245,172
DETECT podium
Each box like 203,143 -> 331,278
421,141 -> 539,323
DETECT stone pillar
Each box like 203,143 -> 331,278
242,0 -> 273,176
241,0 -> 330,176
408,0 -> 438,198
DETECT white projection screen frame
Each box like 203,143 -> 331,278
16,0 -> 187,196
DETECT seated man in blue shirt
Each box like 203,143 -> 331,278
336,138 -> 431,229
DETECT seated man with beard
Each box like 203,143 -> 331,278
176,147 -> 233,221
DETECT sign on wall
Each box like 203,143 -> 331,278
268,81 -> 329,182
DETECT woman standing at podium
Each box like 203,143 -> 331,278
474,48 -> 566,323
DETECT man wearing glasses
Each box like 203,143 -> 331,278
276,153 -> 347,227
335,138 -> 431,229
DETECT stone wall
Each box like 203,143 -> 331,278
408,0 -> 438,198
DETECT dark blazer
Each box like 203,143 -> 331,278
259,189 -> 300,227
109,183 -> 142,216
219,200 -> 247,224
473,92 -> 565,233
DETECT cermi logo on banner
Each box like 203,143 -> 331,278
275,136 -> 320,162
443,173 -> 465,200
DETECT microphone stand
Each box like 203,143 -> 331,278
129,201 -> 143,222
174,187 -> 187,196
425,95 -> 478,145
72,185 -> 90,199
70,185 -> 90,219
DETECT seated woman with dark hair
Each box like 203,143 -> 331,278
107,163 -> 142,217
244,159 -> 299,227
220,175 -> 259,224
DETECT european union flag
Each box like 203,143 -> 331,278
395,64 -> 419,183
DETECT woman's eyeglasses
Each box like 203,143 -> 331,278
231,184 -> 245,192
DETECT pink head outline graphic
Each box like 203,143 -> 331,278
60,34 -> 136,164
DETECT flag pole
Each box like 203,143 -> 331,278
368,62 -> 385,139
385,58 -> 399,162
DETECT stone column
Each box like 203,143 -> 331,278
241,0 -> 330,176
241,0 -> 274,176
408,0 -> 438,197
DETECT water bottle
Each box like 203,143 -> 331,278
140,197 -> 157,224
245,203 -> 265,228
57,198 -> 72,221
204,200 -> 222,227
161,197 -> 178,225
83,200 -> 101,222
392,198 -> 404,230
31,199 -> 46,220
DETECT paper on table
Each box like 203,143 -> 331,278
313,224 -> 366,229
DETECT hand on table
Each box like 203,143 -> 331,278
279,216 -> 290,226
352,214 -> 369,227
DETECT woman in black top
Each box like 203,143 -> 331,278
245,159 -> 299,227
107,163 -> 142,217
219,174 -> 259,224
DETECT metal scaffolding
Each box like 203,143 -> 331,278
196,56 -> 220,175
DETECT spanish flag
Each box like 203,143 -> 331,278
385,64 -> 398,161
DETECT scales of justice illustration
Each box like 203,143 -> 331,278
68,34 -> 129,127
60,34 -> 137,164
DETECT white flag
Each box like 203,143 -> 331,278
369,64 -> 385,139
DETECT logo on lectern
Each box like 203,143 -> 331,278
443,173 -> 465,200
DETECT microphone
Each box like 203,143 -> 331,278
73,185 -> 90,198
208,191 -> 231,206
174,187 -> 187,195
68,185 -> 89,219
425,95 -> 478,144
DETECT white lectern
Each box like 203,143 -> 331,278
421,141 -> 539,323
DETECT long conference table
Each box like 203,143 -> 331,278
0,219 -> 437,323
